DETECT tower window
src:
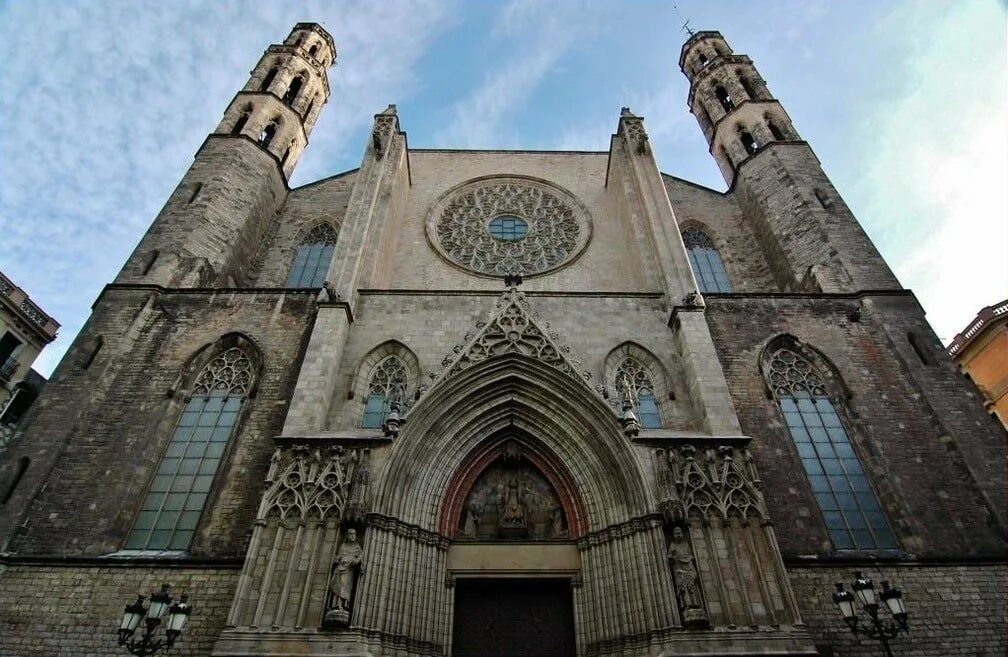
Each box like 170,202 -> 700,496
303,96 -> 316,120
815,188 -> 833,209
361,355 -> 408,428
697,53 -> 708,68
231,113 -> 249,136
141,250 -> 159,276
766,345 -> 897,551
682,227 -> 732,293
125,345 -> 254,551
740,129 -> 759,155
740,75 -> 759,100
715,85 -> 734,112
260,66 -> 278,92
282,75 -> 304,106
767,119 -> 786,141
907,332 -> 934,366
286,223 -> 338,288
188,183 -> 203,204
259,122 -> 278,149
308,44 -> 319,59
615,357 -> 662,428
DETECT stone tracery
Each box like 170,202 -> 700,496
429,178 -> 589,277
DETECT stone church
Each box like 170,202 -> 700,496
0,22 -> 1004,657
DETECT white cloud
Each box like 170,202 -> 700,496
853,0 -> 1008,342
434,0 -> 594,148
0,0 -> 450,376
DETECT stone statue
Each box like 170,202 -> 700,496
461,503 -> 481,537
550,505 -> 566,538
667,525 -> 709,629
324,528 -> 364,627
501,478 -> 525,525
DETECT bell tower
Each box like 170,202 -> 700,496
681,31 -> 900,293
116,23 -> 336,288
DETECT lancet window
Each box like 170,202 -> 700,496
125,346 -> 254,551
286,223 -> 338,288
765,345 -> 897,551
361,355 -> 408,429
682,228 -> 732,293
615,357 -> 662,429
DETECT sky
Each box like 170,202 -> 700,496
0,0 -> 1005,377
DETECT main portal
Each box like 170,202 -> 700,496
451,577 -> 576,657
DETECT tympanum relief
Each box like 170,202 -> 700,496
458,458 -> 567,541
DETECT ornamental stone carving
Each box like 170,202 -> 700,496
426,176 -> 591,278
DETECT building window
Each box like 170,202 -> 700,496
767,118 -> 786,141
740,75 -> 759,100
682,228 -> 732,293
1,457 -> 29,505
261,66 -> 278,92
231,112 -> 249,136
361,355 -> 408,429
740,128 -> 759,155
488,215 -> 528,241
259,122 -> 278,149
715,85 -> 734,112
615,357 -> 662,428
282,75 -> 304,106
286,223 -> 338,288
125,346 -> 253,551
766,346 -> 897,551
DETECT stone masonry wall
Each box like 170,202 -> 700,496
704,294 -> 1006,559
662,174 -> 777,292
0,289 -> 315,558
252,170 -> 357,287
788,563 -> 1006,657
0,563 -> 238,657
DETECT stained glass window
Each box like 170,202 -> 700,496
488,215 -> 528,241
767,346 -> 897,550
361,355 -> 408,429
126,346 -> 253,551
286,223 -> 338,288
683,228 -> 732,293
615,357 -> 662,429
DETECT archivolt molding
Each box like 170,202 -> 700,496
376,355 -> 654,532
349,340 -> 421,413
601,342 -> 674,414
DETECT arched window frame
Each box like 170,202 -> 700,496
125,334 -> 262,552
282,74 -> 305,106
260,66 -> 278,92
259,120 -> 279,149
286,222 -> 339,288
760,336 -> 897,552
714,84 -> 734,112
682,225 -> 733,293
739,126 -> 759,155
603,343 -> 674,429
231,106 -> 251,136
351,342 -> 419,429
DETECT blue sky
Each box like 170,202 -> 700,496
1,0 -> 1005,376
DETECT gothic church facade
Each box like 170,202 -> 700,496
0,23 -> 1004,657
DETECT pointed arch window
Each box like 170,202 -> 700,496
766,346 -> 897,551
286,223 -> 338,288
231,112 -> 249,136
615,357 -> 662,428
715,85 -> 734,112
126,346 -> 254,551
282,75 -> 304,106
259,122 -> 278,149
682,228 -> 732,293
260,66 -> 278,92
361,355 -> 408,429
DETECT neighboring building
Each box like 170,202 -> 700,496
0,23 -> 1005,657
0,270 -> 58,447
948,299 -> 1008,429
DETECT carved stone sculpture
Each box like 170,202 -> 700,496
324,528 -> 364,627
667,525 -> 709,629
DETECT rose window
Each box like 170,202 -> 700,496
427,177 -> 591,277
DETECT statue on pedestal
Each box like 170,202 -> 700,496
667,524 -> 709,629
324,528 -> 364,627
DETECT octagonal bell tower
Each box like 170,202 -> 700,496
117,23 -> 336,288
680,31 -> 899,293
